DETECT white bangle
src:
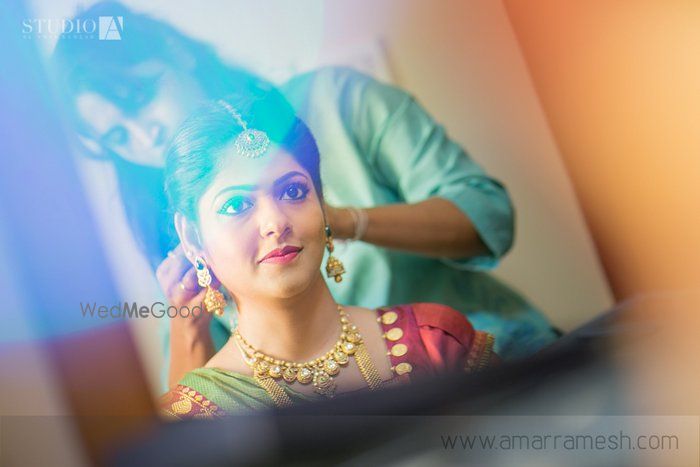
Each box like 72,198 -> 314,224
347,207 -> 368,241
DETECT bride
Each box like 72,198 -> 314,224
160,90 -> 497,417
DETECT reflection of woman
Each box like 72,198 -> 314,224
52,3 -> 556,391
159,93 -> 496,415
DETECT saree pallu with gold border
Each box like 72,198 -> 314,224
160,303 -> 496,419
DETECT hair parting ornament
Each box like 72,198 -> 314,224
217,99 -> 271,158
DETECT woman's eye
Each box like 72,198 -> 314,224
102,125 -> 128,146
280,182 -> 310,201
218,197 -> 253,216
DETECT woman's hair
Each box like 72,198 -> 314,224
51,1 -> 270,142
165,91 -> 323,221
50,1 -> 274,269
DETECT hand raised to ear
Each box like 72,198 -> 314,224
156,244 -> 222,330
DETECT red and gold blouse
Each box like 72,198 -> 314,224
160,303 -> 496,418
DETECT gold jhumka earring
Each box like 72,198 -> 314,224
194,256 -> 226,316
324,225 -> 345,282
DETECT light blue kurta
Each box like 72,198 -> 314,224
160,67 -> 557,391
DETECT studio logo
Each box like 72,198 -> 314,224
98,16 -> 123,40
21,15 -> 124,40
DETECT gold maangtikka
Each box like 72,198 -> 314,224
217,99 -> 270,159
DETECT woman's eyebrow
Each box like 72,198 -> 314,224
273,171 -> 308,186
214,184 -> 257,198
212,185 -> 257,208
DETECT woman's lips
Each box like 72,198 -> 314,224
259,246 -> 303,265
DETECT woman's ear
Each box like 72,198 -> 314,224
174,212 -> 203,265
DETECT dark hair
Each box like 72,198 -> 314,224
51,1 -> 271,138
165,91 -> 322,221
50,1 -> 274,269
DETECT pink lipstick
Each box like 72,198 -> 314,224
258,245 -> 302,265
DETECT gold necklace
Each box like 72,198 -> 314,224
232,304 -> 383,405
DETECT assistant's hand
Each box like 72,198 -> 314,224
323,202 -> 354,240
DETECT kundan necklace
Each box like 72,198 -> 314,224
232,304 -> 383,407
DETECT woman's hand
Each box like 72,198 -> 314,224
156,245 -> 215,330
156,244 -> 217,387
324,198 -> 489,259
323,203 -> 354,240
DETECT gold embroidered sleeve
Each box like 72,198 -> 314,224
159,384 -> 222,420
464,331 -> 496,373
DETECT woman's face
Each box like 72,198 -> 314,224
74,61 -> 205,167
191,145 -> 325,302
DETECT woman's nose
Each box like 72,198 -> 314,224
258,199 -> 291,239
